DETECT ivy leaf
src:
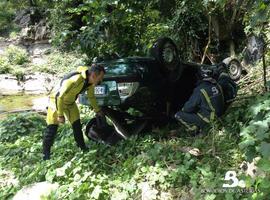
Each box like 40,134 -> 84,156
258,142 -> 270,159
257,158 -> 270,172
239,135 -> 256,149
205,194 -> 216,200
253,121 -> 269,140
91,185 -> 102,199
45,170 -> 56,183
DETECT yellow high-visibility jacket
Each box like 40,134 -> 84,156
50,66 -> 100,116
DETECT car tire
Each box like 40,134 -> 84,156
222,57 -> 242,81
150,38 -> 183,81
85,118 -> 97,140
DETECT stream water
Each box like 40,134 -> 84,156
0,95 -> 47,114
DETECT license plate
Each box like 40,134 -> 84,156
94,85 -> 106,95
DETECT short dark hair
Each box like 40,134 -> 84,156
89,64 -> 106,75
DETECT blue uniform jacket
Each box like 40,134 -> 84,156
182,79 -> 225,122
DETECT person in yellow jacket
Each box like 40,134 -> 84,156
42,64 -> 105,160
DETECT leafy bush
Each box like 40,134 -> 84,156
0,112 -> 46,142
50,1 -> 171,58
12,67 -> 26,81
0,56 -> 11,74
239,93 -> 270,160
5,45 -> 29,65
0,95 -> 270,199
31,50 -> 86,75
0,1 -> 15,34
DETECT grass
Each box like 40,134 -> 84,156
0,89 -> 269,200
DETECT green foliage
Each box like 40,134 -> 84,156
0,119 -> 236,199
1,48 -> 85,76
223,90 -> 270,199
0,112 -> 46,143
237,93 -> 270,160
0,1 -> 16,34
0,108 -> 266,200
0,56 -> 11,74
169,0 -> 208,59
244,0 -> 270,34
0,1 -> 270,199
0,45 -> 30,77
31,50 -> 87,76
5,45 -> 29,65
50,0 -> 170,58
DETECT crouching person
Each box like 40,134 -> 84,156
216,63 -> 237,108
43,65 -> 105,160
174,68 -> 224,135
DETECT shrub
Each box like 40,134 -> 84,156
12,67 -> 25,81
0,56 -> 11,74
0,112 -> 46,142
31,51 -> 86,75
0,1 -> 15,34
5,45 -> 29,65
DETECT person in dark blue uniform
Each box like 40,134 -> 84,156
174,67 -> 225,135
216,63 -> 237,108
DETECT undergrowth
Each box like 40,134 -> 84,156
0,88 -> 270,200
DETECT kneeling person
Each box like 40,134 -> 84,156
174,68 -> 224,135
43,65 -> 105,160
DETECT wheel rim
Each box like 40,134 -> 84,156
229,62 -> 239,77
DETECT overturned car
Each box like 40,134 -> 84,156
79,38 -> 241,144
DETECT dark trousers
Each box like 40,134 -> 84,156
175,111 -> 207,132
42,119 -> 86,160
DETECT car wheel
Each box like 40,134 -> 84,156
222,57 -> 242,81
228,59 -> 242,81
150,38 -> 182,81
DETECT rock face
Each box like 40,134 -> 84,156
14,7 -> 50,45
0,73 -> 57,95
0,74 -> 23,95
0,8 -> 55,96
13,181 -> 59,200
14,7 -> 50,43
1,7 -> 52,56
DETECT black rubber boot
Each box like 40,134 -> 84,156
72,119 -> 87,151
42,124 -> 58,160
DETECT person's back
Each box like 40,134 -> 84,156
174,68 -> 225,135
218,72 -> 237,104
196,79 -> 224,118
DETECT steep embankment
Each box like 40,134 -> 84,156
0,64 -> 270,200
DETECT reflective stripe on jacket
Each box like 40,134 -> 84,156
182,79 -> 224,122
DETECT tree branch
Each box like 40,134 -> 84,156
201,15 -> 212,64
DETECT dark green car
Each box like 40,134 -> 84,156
79,38 -> 241,143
